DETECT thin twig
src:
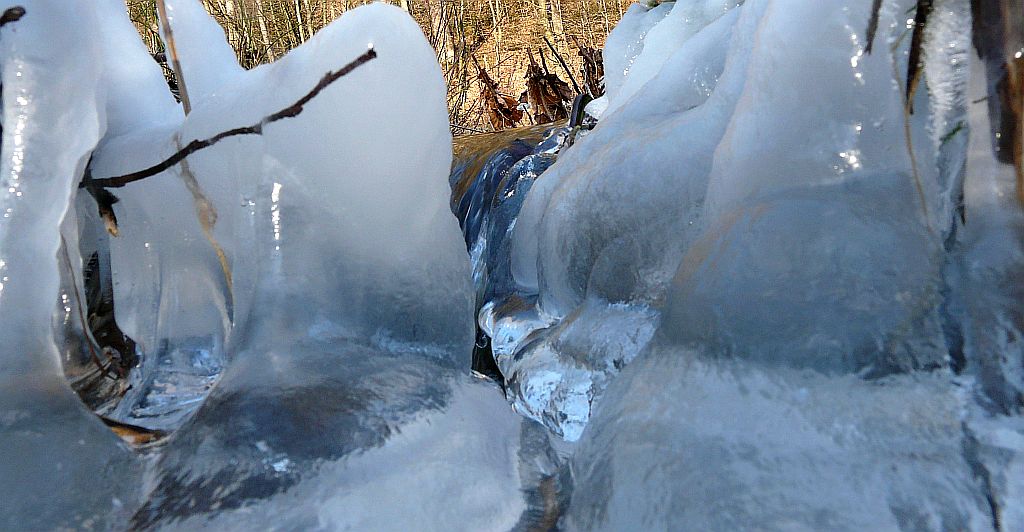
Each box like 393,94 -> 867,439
174,133 -> 234,315
451,123 -> 488,134
60,235 -> 116,379
156,0 -> 192,114
543,34 -> 581,94
890,42 -> 933,235
83,48 -> 377,190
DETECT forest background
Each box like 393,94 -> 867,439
125,0 -> 626,134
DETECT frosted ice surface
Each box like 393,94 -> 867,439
947,48 -> 1023,415
597,1 -> 672,115
943,50 -> 1024,531
559,0 -> 1022,527
603,0 -> 742,117
567,350 -> 994,530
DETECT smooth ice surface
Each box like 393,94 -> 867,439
85,0 -> 225,430
504,0 -> 749,438
134,339 -> 557,530
88,0 -> 477,429
3,0 -> 553,528
160,0 -> 245,106
4,0 -> 1023,528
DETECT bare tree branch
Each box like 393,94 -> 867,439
905,0 -> 933,113
542,35 -> 580,95
83,47 -> 377,190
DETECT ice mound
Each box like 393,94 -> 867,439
0,1 -> 153,528
488,0 -> 744,440
108,3 -> 561,528
491,0 -> 981,440
556,0 -> 1023,527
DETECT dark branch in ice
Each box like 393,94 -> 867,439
82,47 -> 377,190
904,0 -> 933,113
0,6 -> 25,29
864,0 -> 883,54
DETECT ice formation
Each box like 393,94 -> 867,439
1,0 -> 1022,528
1,0 -> 560,528
449,123 -> 568,375
478,0 -> 989,444
0,2 -> 147,529
490,0 -> 1021,527
127,4 -> 560,528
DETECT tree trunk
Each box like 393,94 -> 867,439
254,0 -> 276,62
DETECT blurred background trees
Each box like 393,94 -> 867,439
125,0 -> 622,134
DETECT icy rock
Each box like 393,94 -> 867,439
450,124 -> 567,306
0,1 -> 147,528
565,2 -> 1022,527
662,174 -> 947,377
449,124 -> 569,375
